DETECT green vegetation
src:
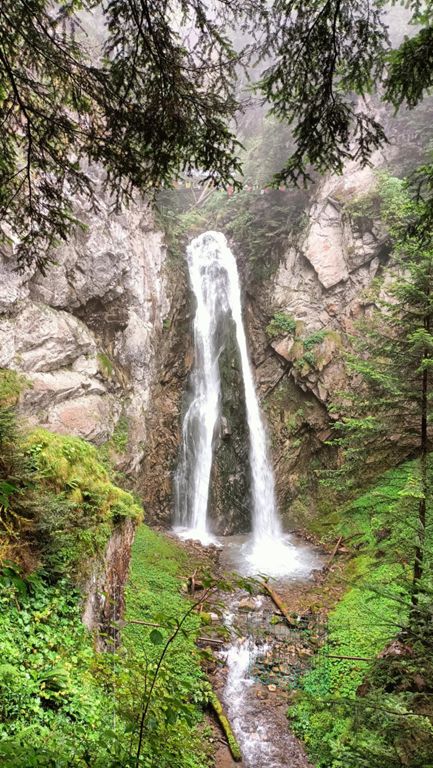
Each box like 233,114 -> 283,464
97,352 -> 114,378
0,369 -> 30,407
157,185 -> 308,283
290,174 -> 433,768
111,415 -> 129,455
266,312 -> 297,338
303,330 -> 327,351
291,462 -> 433,767
265,317 -> 332,373
122,525 -> 211,768
0,525 -> 213,768
0,402 -> 135,765
209,691 -> 242,762
23,428 -> 142,580
0,574 -> 120,768
0,399 -> 212,767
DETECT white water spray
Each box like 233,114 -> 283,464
174,231 -> 299,576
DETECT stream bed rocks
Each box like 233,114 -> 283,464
186,533 -> 332,768
212,588 -> 316,768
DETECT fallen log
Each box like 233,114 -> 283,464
326,654 -> 371,662
197,636 -> 225,647
325,536 -> 343,569
209,691 -> 242,762
262,581 -> 295,627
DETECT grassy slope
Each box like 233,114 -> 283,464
0,373 -> 211,768
121,525 -> 211,768
290,462 -> 433,767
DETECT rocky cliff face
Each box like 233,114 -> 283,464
0,193 -> 169,475
244,158 -> 392,527
136,158 -> 395,535
0,152 -> 418,539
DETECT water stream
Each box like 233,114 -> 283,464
220,595 -> 307,768
174,231 -> 320,767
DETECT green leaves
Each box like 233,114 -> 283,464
149,628 -> 164,646
266,312 -> 297,338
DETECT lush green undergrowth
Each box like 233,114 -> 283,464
24,428 -> 142,580
0,526 -> 211,768
121,526 -> 211,768
291,462 -> 433,767
0,573 -> 121,767
0,383 -> 210,767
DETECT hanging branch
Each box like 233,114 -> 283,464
134,586 -> 216,767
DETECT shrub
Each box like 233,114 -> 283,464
266,312 -> 297,338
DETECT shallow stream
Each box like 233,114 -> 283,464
214,534 -> 322,768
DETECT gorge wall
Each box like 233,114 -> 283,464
0,191 -> 169,476
138,155 -> 396,536
246,160 -> 391,529
0,135 -> 427,540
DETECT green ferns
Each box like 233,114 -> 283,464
266,312 -> 297,338
0,575 -> 121,768
290,462 -> 433,768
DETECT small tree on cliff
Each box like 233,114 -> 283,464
324,175 -> 433,606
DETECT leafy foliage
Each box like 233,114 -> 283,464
0,402 -> 211,767
0,401 -> 142,579
0,573 -> 123,768
266,312 -> 297,338
291,461 -> 433,768
23,429 -> 142,578
120,525 -> 211,768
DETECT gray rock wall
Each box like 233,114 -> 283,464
242,157 -> 395,527
0,193 -> 169,474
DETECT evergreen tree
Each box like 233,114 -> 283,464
325,175 -> 433,604
3,1 -> 433,269
0,0 -> 256,269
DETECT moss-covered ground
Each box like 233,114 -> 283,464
0,376 -> 212,767
289,462 -> 433,768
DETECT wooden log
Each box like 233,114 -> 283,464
326,654 -> 371,662
262,581 -> 295,627
325,536 -> 343,569
196,636 -> 225,647
209,691 -> 242,762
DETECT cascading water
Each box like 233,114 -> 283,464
174,230 -> 303,576
174,232 -> 321,765
173,232 -> 229,545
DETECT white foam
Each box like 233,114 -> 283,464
242,533 -> 318,578
173,525 -> 222,548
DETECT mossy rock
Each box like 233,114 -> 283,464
0,369 -> 30,407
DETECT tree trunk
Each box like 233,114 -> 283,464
411,313 -> 429,609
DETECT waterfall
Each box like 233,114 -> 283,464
174,231 -> 229,544
175,231 -> 296,575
